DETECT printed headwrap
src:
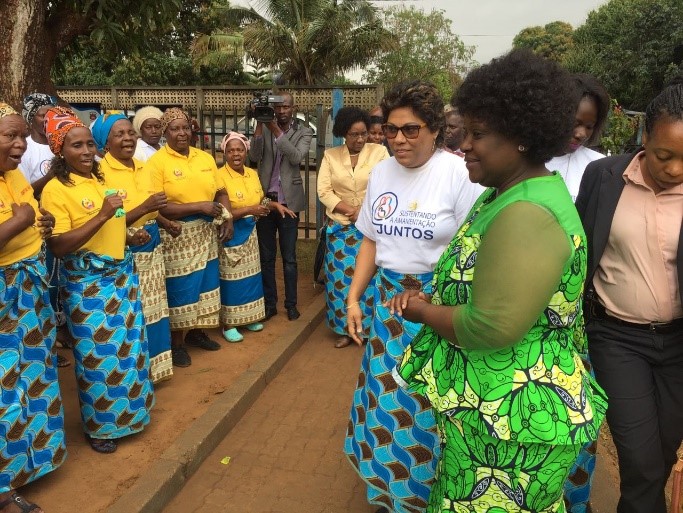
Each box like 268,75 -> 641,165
220,131 -> 250,153
132,106 -> 163,135
160,108 -> 189,134
44,106 -> 87,156
22,93 -> 56,124
91,112 -> 128,151
0,103 -> 19,119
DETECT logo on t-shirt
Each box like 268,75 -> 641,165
81,198 -> 95,210
116,189 -> 127,199
236,191 -> 244,200
40,159 -> 51,176
372,192 -> 398,222
371,191 -> 435,241
173,169 -> 183,177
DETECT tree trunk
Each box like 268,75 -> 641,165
0,0 -> 51,109
0,0 -> 90,109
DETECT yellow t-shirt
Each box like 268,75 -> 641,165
219,165 -> 263,210
0,169 -> 42,265
100,154 -> 157,228
147,145 -> 222,203
41,174 -> 127,259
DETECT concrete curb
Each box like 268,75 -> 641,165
106,294 -> 326,513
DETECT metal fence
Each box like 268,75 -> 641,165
190,106 -> 331,239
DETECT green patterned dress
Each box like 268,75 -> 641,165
395,174 -> 607,512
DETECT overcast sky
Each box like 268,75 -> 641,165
376,0 -> 608,64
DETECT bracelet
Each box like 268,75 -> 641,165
261,197 -> 272,207
346,301 -> 360,308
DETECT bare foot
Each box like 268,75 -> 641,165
0,491 -> 44,513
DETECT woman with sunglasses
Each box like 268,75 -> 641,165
317,106 -> 389,349
344,81 -> 483,513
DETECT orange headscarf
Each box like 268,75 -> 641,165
44,106 -> 86,156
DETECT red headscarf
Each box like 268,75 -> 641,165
44,106 -> 86,156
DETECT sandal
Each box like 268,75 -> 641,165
334,336 -> 353,349
185,329 -> 221,351
85,434 -> 117,454
0,492 -> 41,513
56,354 -> 70,368
222,328 -> 244,343
245,322 -> 264,332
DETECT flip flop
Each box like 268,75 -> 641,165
0,492 -> 41,513
85,434 -> 117,454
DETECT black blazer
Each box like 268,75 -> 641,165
575,151 -> 683,303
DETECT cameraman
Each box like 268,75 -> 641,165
249,91 -> 313,321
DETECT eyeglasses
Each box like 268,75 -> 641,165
346,131 -> 368,139
382,123 -> 427,139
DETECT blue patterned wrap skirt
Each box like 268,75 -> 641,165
161,215 -> 220,331
344,267 -> 439,513
0,252 -> 66,492
60,250 -> 154,439
219,216 -> 265,327
131,221 -> 172,383
323,221 -> 373,337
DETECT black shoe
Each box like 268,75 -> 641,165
264,306 -> 278,321
185,329 -> 221,351
172,346 -> 192,367
287,307 -> 300,321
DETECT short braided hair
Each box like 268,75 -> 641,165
645,84 -> 683,134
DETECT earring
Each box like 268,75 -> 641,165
432,139 -> 437,152
518,145 -> 526,152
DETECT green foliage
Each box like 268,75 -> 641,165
53,0 -> 247,86
223,0 -> 396,85
600,99 -> 641,154
512,21 -> 574,63
564,0 -> 683,111
362,6 -> 476,101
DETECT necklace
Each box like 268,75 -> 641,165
348,151 -> 360,157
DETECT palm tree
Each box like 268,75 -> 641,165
191,32 -> 244,71
223,0 -> 397,85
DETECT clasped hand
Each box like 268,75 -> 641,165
384,289 -> 431,322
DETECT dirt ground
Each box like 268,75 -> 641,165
20,259 -> 323,513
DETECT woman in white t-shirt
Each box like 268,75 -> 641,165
132,106 -> 163,162
546,73 -> 610,201
343,80 -> 483,513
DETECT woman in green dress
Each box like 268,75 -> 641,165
391,49 -> 607,512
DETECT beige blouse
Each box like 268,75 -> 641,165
316,142 -> 389,225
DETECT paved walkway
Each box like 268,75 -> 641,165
162,320 -> 620,513
162,322 -> 375,513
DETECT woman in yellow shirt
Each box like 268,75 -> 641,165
146,108 -> 233,367
41,107 -> 154,455
316,107 -> 389,348
0,103 -> 65,513
93,113 -> 178,383
217,132 -> 294,342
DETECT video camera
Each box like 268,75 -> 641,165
250,91 -> 285,123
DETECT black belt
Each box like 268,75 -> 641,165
588,299 -> 683,334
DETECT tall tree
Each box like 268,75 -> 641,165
0,0 -> 199,107
223,0 -> 397,85
564,0 -> 683,111
362,6 -> 476,100
512,21 -> 574,63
